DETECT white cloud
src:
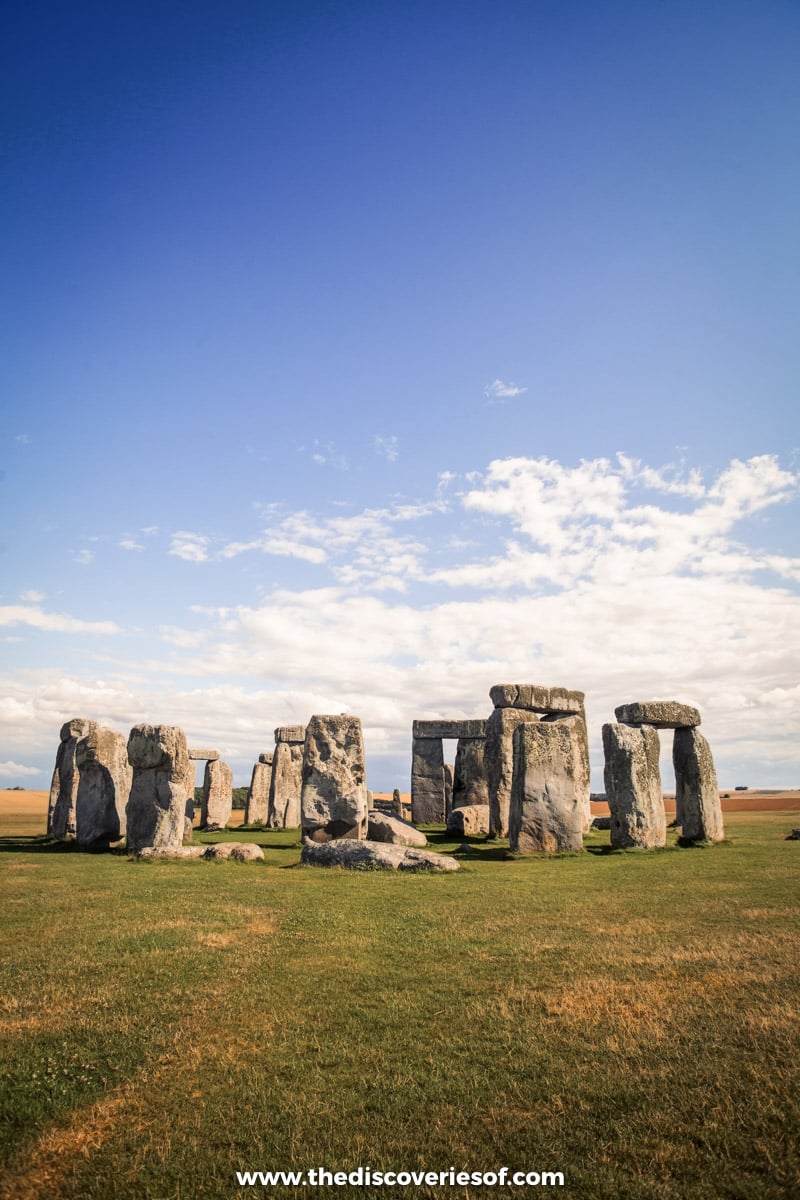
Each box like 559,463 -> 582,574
484,379 -> 528,403
304,440 -> 349,471
19,590 -> 45,603
14,434 -> 31,445
74,549 -> 94,566
373,434 -> 400,462
0,760 -> 41,778
169,532 -> 211,563
119,538 -> 145,552
0,605 -> 121,635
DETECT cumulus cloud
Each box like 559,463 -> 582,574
169,532 -> 211,563
0,605 -> 120,635
19,590 -> 45,603
119,538 -> 145,552
484,379 -> 528,403
0,760 -> 41,778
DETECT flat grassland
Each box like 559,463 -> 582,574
0,795 -> 798,1199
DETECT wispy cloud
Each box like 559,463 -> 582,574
168,532 -> 211,563
14,434 -> 31,445
73,549 -> 94,566
0,760 -> 41,778
483,379 -> 528,403
19,590 -> 45,603
0,605 -> 120,634
373,434 -> 400,462
302,440 -> 349,471
119,538 -> 145,552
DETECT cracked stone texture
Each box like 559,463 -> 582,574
126,724 -> 191,853
74,726 -> 132,847
673,727 -> 724,842
603,723 -> 666,849
614,701 -> 701,729
301,714 -> 368,842
509,718 -> 586,853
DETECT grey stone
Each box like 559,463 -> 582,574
367,812 -> 428,847
614,701 -> 701,729
489,683 -> 585,714
411,737 -> 445,824
268,739 -> 304,828
137,845 -> 207,860
187,748 -> 220,761
366,789 -> 374,810
391,787 -> 404,816
484,706 -> 540,837
300,714 -> 368,842
202,842 -> 265,862
275,724 -> 306,744
126,725 -> 191,853
509,718 -> 586,853
49,718 -> 99,840
446,804 -> 490,837
300,839 -> 460,872
200,759 -> 233,830
673,728 -> 724,842
786,828 -> 800,841
602,723 -> 666,849
443,763 -> 454,818
412,719 -> 487,740
541,710 -> 592,833
591,816 -> 611,830
74,726 -> 132,847
452,737 -> 489,809
244,761 -> 271,824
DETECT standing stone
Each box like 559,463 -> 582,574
541,711 -> 592,833
391,787 -> 404,817
126,725 -> 191,852
200,759 -> 233,831
443,763 -> 454,818
50,718 -> 99,840
484,707 -> 539,837
245,757 -> 272,824
673,728 -> 724,842
180,759 -> 196,843
508,718 -> 585,853
74,726 -> 132,847
300,714 -> 368,842
411,737 -> 445,824
366,789 -> 374,810
268,726 -> 306,828
452,737 -> 489,809
602,723 -> 665,849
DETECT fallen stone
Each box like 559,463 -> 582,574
187,748 -> 220,761
301,839 -> 459,872
509,718 -> 585,852
484,706 -> 540,837
74,725 -> 132,847
200,759 -> 233,830
49,717 -> 99,840
673,728 -> 724,842
301,714 -> 368,842
489,684 -> 585,714
202,842 -> 265,861
591,816 -> 612,830
602,723 -> 666,849
614,701 -> 701,729
786,828 -> 800,841
453,737 -> 489,808
245,760 -> 271,824
446,804 -> 490,837
269,738 -> 304,828
126,725 -> 192,853
137,845 -> 207,859
367,812 -> 428,847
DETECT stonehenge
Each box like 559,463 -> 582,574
602,723 -> 666,849
49,718 -> 99,840
673,727 -> 724,843
300,714 -> 368,842
125,724 -> 191,853
74,725 -> 132,848
268,724 -> 305,829
200,759 -> 234,831
508,717 -> 585,853
244,755 -> 272,825
411,719 -> 486,824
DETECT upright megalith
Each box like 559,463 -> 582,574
673,728 -> 724,842
484,707 -> 539,837
268,725 -> 306,828
452,737 -> 489,809
200,759 -> 233,831
508,718 -> 585,853
300,714 -> 367,842
126,724 -> 191,852
411,737 -> 445,824
602,723 -> 665,849
245,755 -> 272,824
49,718 -> 99,840
74,726 -> 132,847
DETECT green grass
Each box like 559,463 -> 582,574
0,813 -> 798,1199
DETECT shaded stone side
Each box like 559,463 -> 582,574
443,762 -> 454,818
673,728 -> 724,842
301,714 -> 368,842
508,718 -> 585,853
452,737 -> 489,809
275,724 -> 307,744
412,719 -> 487,740
615,701 -> 701,729
602,723 -> 665,849
268,740 -> 304,828
484,707 -> 540,837
50,718 -> 98,840
74,726 -> 132,847
126,724 -> 190,852
245,760 -> 271,824
200,759 -> 233,831
490,684 -> 585,714
411,737 -> 445,824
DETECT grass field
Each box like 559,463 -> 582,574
0,796 -> 798,1199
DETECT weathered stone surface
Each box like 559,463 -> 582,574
301,715 -> 368,842
301,839 -> 459,872
411,737 -> 445,824
203,842 -> 265,861
367,812 -> 428,847
490,684 -> 585,714
187,748 -> 219,761
786,828 -> 800,841
275,724 -> 306,744
591,816 -> 612,830
453,737 -> 489,809
244,761 -> 271,824
258,752 -> 274,765
366,789 -> 374,810
614,701 -> 701,729
446,804 -> 490,837
541,711 -> 592,833
74,726 -> 132,847
484,707 -> 540,837
200,759 -> 233,830
602,723 -> 666,849
673,728 -> 724,842
126,725 -> 191,853
49,718 -> 98,839
509,718 -> 586,852
137,845 -> 206,860
412,719 -> 487,740
268,739 -> 304,828
443,763 -> 454,818
391,787 -> 404,816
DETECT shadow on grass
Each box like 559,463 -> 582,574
0,836 -> 130,856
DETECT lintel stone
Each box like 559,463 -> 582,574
188,748 -> 220,761
489,684 -> 585,714
615,701 -> 701,729
412,719 -> 487,741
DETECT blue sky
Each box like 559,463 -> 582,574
2,0 -> 799,791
